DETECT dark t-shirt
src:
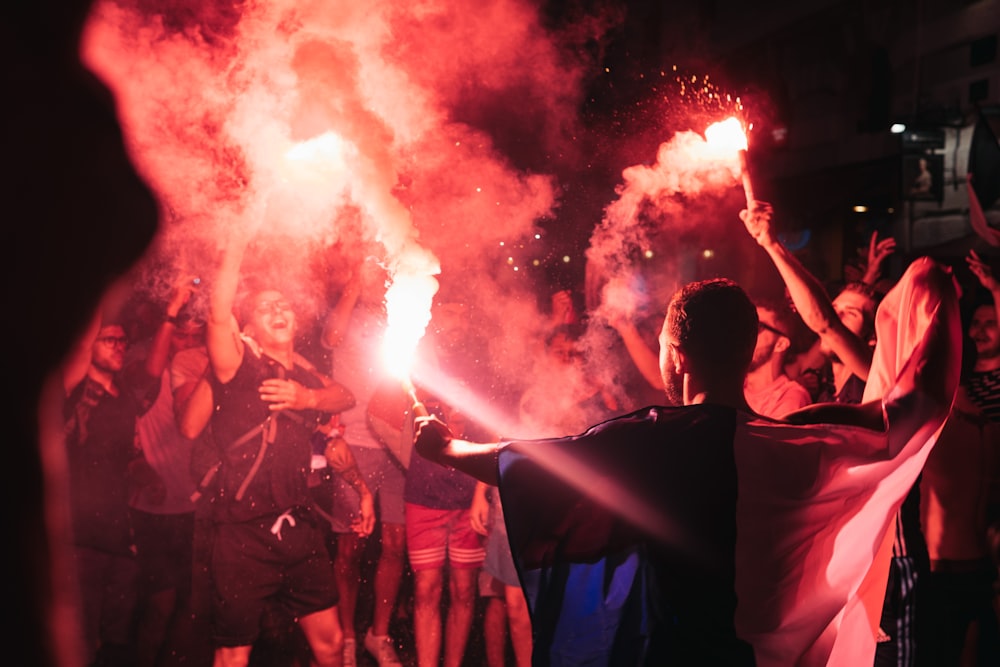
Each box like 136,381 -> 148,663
64,369 -> 155,554
210,350 -> 325,523
817,372 -> 866,406
404,419 -> 487,509
498,404 -> 754,666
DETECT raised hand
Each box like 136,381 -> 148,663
413,414 -> 453,464
863,232 -> 897,285
739,200 -> 776,247
967,249 -> 999,292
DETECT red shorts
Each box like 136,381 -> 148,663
405,503 -> 485,571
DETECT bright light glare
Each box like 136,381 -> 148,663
704,117 -> 748,152
382,271 -> 439,381
283,132 -> 352,184
853,205 -> 868,213
285,131 -> 347,163
890,123 -> 906,134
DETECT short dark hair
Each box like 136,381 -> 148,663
664,278 -> 758,381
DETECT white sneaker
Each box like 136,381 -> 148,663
343,637 -> 357,667
363,629 -> 402,667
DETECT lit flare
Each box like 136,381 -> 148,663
382,266 -> 438,416
704,117 -> 753,207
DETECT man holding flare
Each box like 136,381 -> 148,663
413,237 -> 961,665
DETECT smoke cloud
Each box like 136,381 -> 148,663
81,0 -> 754,428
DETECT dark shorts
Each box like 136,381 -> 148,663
210,510 -> 338,647
131,509 -> 195,594
72,546 -> 140,664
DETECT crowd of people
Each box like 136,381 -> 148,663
60,201 -> 1000,667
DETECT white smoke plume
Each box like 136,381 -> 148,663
81,0 -> 755,426
81,0 -> 604,397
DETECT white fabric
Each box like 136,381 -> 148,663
734,258 -> 961,666
133,370 -> 197,514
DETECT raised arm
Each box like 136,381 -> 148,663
62,306 -> 102,393
608,313 -> 664,391
414,415 -> 501,486
784,258 -> 961,437
966,250 -> 1000,323
144,274 -> 197,380
742,201 -> 874,381
175,374 -> 213,440
862,232 -> 897,286
321,271 -> 361,349
207,236 -> 247,384
172,349 -> 212,440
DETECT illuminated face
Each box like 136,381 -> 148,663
547,332 -> 579,365
823,290 -> 875,357
970,305 -> 1000,362
170,321 -> 205,354
92,324 -> 128,374
248,290 -> 296,346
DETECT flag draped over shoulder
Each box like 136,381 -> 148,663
735,257 -> 961,666
495,258 -> 959,666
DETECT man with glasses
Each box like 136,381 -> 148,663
62,313 -> 160,667
744,298 -> 812,419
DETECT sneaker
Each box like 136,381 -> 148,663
363,629 -> 402,667
343,637 -> 357,667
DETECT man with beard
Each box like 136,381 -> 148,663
205,234 -> 371,667
743,298 -> 812,419
412,257 -> 961,666
62,313 -> 160,667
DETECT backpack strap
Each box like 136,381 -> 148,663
189,417 -> 274,503
234,415 -> 278,501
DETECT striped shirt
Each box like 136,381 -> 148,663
966,367 -> 1000,422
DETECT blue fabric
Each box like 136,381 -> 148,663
497,405 -> 755,666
